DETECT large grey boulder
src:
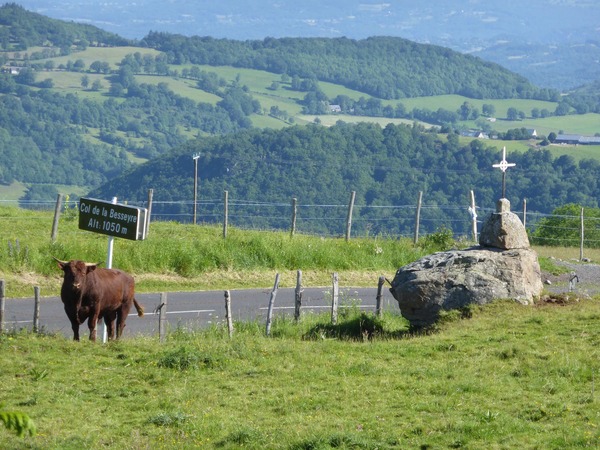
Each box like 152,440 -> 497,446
389,247 -> 543,327
479,198 -> 530,250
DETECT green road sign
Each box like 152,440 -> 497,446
79,197 -> 147,241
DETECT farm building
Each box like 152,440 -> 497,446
555,134 -> 600,145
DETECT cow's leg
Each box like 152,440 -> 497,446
104,311 -> 117,340
64,307 -> 80,341
87,312 -> 99,341
116,302 -> 133,339
71,320 -> 80,341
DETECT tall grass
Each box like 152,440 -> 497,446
1,204 -> 596,297
0,205 -> 430,297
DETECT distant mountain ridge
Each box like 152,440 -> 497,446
1,4 -> 551,102
0,2 -> 130,48
10,0 -> 600,90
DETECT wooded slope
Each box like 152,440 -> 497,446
89,122 -> 600,236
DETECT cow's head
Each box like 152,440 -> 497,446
55,258 -> 101,291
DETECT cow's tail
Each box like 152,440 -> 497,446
133,299 -> 145,317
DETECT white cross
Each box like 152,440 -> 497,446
492,146 -> 515,198
492,146 -> 516,173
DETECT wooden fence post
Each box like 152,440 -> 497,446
580,207 -> 585,261
224,290 -> 233,337
470,190 -> 477,242
145,188 -> 153,238
522,198 -> 527,229
0,280 -> 5,334
294,270 -> 303,322
414,191 -> 423,244
290,197 -> 297,237
223,190 -> 229,239
345,191 -> 356,242
51,193 -> 63,242
376,276 -> 385,318
331,272 -> 339,325
265,273 -> 280,337
33,286 -> 40,333
158,292 -> 168,342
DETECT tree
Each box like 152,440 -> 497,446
458,101 -> 472,121
531,204 -> 600,248
548,132 -> 557,143
80,74 -> 89,89
39,78 -> 53,88
91,79 -> 103,91
15,67 -> 35,85
109,81 -> 124,97
555,101 -> 571,116
506,107 -> 519,121
482,103 -> 496,117
90,60 -> 106,73
73,59 -> 85,72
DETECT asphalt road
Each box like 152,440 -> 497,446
1,286 -> 399,340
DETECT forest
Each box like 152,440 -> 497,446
89,122 -> 600,236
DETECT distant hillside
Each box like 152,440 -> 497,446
141,33 -> 556,101
0,3 -> 130,49
1,4 -> 595,210
13,0 -> 600,91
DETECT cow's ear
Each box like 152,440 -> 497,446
53,257 -> 67,270
86,265 -> 98,273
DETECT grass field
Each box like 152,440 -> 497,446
2,293 -> 600,449
22,46 -> 600,140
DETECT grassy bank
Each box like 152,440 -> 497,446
0,205 -> 435,298
1,204 -> 597,298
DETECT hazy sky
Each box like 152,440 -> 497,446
11,0 -> 599,44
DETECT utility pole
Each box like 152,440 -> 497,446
192,153 -> 200,224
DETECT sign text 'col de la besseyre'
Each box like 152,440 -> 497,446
79,197 -> 147,241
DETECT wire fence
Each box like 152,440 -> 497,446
3,195 -> 600,248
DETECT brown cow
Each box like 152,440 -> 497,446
55,259 -> 144,341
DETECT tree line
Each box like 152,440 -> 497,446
140,33 -> 558,102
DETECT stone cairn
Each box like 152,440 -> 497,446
389,148 -> 543,327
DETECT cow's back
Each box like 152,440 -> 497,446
85,268 -> 136,309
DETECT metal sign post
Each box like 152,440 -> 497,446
78,197 -> 148,343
